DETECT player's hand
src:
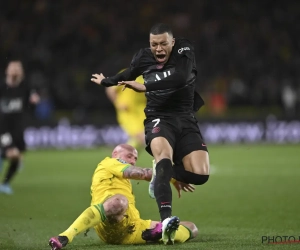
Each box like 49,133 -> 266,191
91,73 -> 105,85
29,93 -> 40,104
118,81 -> 146,93
172,180 -> 195,198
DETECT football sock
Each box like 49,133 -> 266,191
59,204 -> 106,243
154,158 -> 173,221
174,225 -> 192,243
57,236 -> 68,247
3,159 -> 19,184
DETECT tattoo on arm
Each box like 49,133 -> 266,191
123,166 -> 152,181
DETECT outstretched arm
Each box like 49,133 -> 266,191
91,69 -> 137,87
123,165 -> 195,198
123,166 -> 152,181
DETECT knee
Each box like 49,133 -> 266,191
180,221 -> 199,239
103,194 -> 128,216
190,223 -> 199,239
182,150 -> 210,175
150,138 -> 173,162
191,161 -> 210,176
201,162 -> 210,175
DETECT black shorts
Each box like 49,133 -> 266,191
0,130 -> 26,158
144,113 -> 207,164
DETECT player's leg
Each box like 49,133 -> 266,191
16,130 -> 26,172
0,129 -> 26,194
176,221 -> 198,242
119,110 -> 145,149
130,107 -> 146,149
49,194 -> 128,249
127,129 -> 145,150
173,117 -> 210,185
0,132 -> 12,176
142,219 -> 198,244
0,147 -> 21,195
173,151 -> 210,185
128,131 -> 145,149
148,159 -> 156,199
150,137 -> 174,221
145,117 -> 177,222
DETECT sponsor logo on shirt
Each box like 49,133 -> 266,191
0,98 -> 23,113
178,47 -> 190,54
152,127 -> 161,133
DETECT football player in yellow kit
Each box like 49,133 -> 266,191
49,144 -> 197,249
106,72 -> 145,148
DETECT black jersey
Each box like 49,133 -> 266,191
101,38 -> 204,116
0,81 -> 31,125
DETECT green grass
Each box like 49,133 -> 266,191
0,144 -> 299,250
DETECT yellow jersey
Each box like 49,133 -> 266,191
114,75 -> 146,109
90,157 -> 135,206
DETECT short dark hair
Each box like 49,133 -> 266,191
149,23 -> 173,36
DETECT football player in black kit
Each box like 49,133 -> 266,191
91,23 -> 210,244
0,60 -> 40,195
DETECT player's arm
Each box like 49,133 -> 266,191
122,165 -> 195,197
26,83 -> 40,105
105,87 -> 117,104
29,90 -> 40,104
101,69 -> 136,87
91,50 -> 143,87
91,69 -> 134,87
123,166 -> 152,181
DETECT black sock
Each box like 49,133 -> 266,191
3,159 -> 19,184
154,158 -> 173,221
58,236 -> 68,247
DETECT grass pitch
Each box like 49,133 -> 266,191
0,144 -> 299,250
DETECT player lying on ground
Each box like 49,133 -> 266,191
49,144 -> 197,249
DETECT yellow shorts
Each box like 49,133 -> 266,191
94,204 -> 151,244
117,109 -> 145,137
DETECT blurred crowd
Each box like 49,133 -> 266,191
1,0 -> 300,119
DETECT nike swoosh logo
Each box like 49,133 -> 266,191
202,143 -> 206,147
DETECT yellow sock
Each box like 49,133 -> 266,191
59,204 -> 106,242
174,225 -> 192,243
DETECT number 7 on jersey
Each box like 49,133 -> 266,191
152,118 -> 160,127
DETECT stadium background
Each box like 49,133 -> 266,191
0,1 -> 299,250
